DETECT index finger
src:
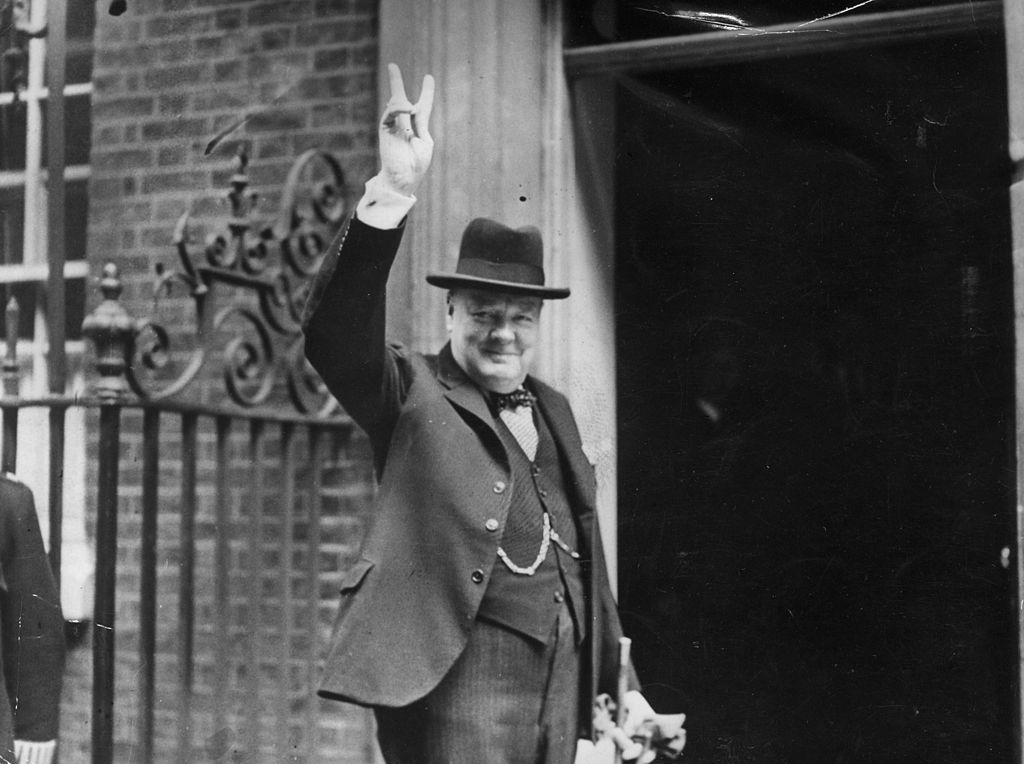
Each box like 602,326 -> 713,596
387,63 -> 409,105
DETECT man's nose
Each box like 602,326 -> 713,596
490,321 -> 515,342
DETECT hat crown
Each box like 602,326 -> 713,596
460,218 -> 543,269
425,217 -> 570,299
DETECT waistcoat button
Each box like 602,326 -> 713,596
493,481 -> 506,494
553,591 -> 565,603
485,518 -> 499,532
471,569 -> 485,584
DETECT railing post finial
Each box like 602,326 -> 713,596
82,262 -> 136,402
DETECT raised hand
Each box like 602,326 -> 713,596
378,63 -> 435,196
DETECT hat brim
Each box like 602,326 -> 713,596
426,273 -> 570,299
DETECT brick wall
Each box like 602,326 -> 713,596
70,0 -> 383,760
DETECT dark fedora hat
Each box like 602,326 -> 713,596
426,218 -> 570,299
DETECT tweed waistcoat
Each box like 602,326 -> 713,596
477,405 -> 586,643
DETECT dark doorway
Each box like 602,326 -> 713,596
615,31 -> 1017,763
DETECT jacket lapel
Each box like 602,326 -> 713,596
436,343 -> 501,437
533,383 -> 597,514
435,345 -> 595,514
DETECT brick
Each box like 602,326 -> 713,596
146,12 -> 216,39
338,71 -> 374,97
91,148 -> 153,173
192,87 -> 253,113
246,1 -> 311,27
142,117 -> 207,142
158,92 -> 191,115
141,170 -> 211,195
145,63 -> 210,91
92,71 -> 126,95
94,45 -> 153,71
313,47 -> 349,73
155,38 -> 195,63
213,7 -> 245,30
350,43 -> 376,68
255,136 -> 292,159
310,104 -> 349,130
294,20 -> 345,47
261,28 -> 293,51
245,107 -> 307,133
245,51 -> 310,81
95,18 -> 144,45
93,125 -> 123,148
91,96 -> 155,121
194,34 -> 233,58
295,75 -> 345,101
313,0 -> 354,13
214,59 -> 245,82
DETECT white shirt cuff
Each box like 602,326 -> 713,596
14,739 -> 56,764
355,174 -> 416,230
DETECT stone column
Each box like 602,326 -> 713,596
378,0 -> 620,584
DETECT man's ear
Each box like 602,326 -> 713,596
445,291 -> 455,332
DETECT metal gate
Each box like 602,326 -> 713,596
1,148 -> 375,762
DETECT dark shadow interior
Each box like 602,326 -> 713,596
615,30 -> 1017,762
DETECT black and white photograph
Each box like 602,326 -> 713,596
0,0 -> 1019,761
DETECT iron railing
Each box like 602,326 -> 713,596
1,147 -> 370,762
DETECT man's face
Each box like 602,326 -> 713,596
447,288 -> 543,393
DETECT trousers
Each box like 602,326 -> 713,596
375,602 -> 581,764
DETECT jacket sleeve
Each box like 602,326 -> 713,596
302,215 -> 411,457
1,482 -> 65,744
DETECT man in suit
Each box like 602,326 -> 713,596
303,65 -> 682,763
0,475 -> 65,764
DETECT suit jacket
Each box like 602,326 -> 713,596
0,476 -> 65,759
302,217 -> 633,714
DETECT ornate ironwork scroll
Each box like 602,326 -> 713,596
125,147 -> 349,417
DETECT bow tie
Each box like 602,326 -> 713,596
492,388 -> 536,410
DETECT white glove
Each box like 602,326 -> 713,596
621,691 -> 687,762
357,63 -> 435,229
14,739 -> 56,764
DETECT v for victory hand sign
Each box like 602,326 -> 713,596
379,63 -> 435,196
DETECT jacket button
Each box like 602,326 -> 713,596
539,489 -> 548,499
485,518 -> 499,532
553,590 -> 565,603
493,481 -> 506,494
471,569 -> 485,584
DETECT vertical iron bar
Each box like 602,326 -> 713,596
47,406 -> 65,584
244,419 -> 265,758
177,412 -> 198,761
138,408 -> 160,764
45,0 -> 67,392
212,416 -> 231,745
92,403 -> 121,764
0,402 -> 15,474
278,423 -> 295,755
3,297 -> 20,474
304,427 -> 325,759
